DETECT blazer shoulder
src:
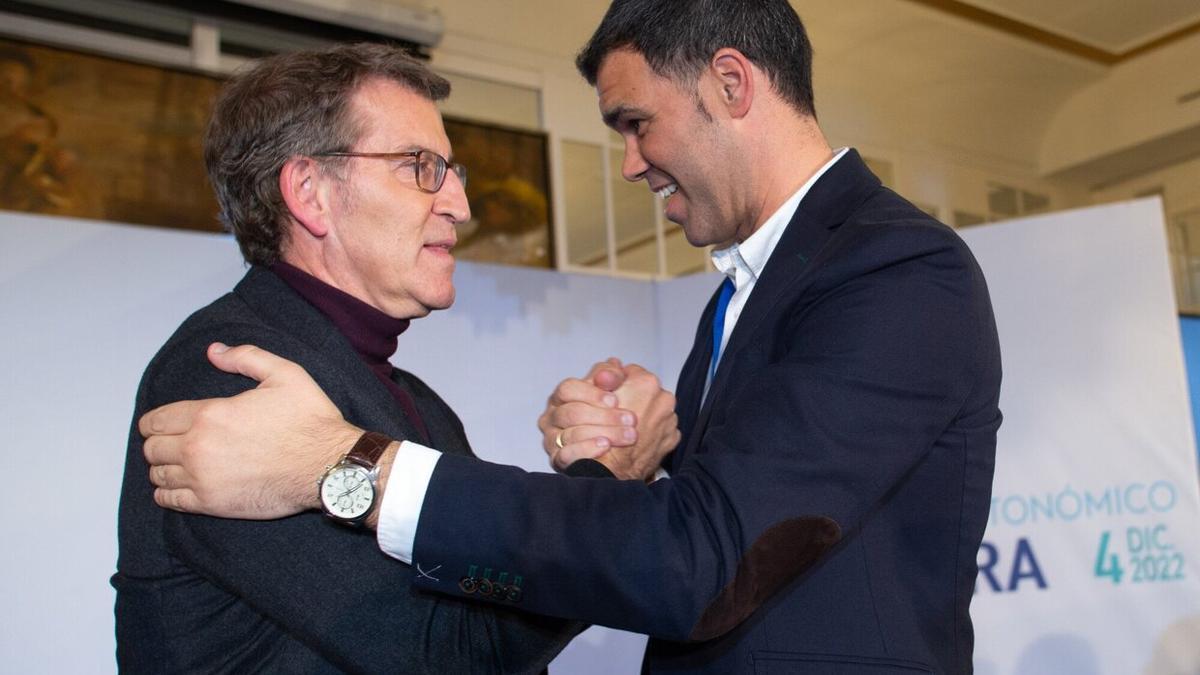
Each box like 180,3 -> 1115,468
848,188 -> 955,236
136,291 -> 320,407
829,188 -> 979,271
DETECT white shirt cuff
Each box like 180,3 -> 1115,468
376,440 -> 442,564
651,467 -> 670,483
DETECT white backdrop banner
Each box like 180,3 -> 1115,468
966,199 -> 1200,674
2,199 -> 1199,673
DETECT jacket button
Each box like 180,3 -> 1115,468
506,585 -> 522,603
478,579 -> 494,596
458,577 -> 477,594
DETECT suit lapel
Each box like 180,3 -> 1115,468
393,370 -> 473,456
234,268 -> 425,443
675,150 -> 883,464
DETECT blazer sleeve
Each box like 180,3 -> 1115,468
408,223 -> 998,642
135,327 -> 579,673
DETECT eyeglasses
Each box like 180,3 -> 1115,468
315,149 -> 467,193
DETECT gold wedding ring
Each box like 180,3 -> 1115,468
554,429 -> 566,449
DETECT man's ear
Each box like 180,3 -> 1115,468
279,156 -> 333,238
710,48 -> 754,119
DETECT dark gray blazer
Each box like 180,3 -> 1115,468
113,266 -> 577,673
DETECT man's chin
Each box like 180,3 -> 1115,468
679,217 -> 736,249
683,225 -> 720,248
420,288 -> 456,314
384,287 -> 454,320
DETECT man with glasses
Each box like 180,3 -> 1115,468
112,43 -> 602,673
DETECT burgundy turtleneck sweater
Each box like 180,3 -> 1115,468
271,261 -> 429,444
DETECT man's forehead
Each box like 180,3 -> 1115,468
594,48 -> 694,101
595,49 -> 694,127
595,48 -> 645,88
595,51 -> 650,113
350,79 -> 450,152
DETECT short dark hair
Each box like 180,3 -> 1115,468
205,43 -> 450,266
576,0 -> 815,117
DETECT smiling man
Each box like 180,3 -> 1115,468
111,44 -> 608,673
138,1 -> 1003,673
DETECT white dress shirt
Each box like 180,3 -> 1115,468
377,148 -> 850,564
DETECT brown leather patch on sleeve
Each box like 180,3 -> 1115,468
688,516 -> 842,642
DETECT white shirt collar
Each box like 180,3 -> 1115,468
710,147 -> 849,288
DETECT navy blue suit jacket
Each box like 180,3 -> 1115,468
418,150 -> 1001,673
113,268 -> 577,673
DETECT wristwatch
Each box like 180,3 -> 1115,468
318,431 -> 393,525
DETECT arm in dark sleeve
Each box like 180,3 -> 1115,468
139,327 -> 580,673
407,225 -> 997,642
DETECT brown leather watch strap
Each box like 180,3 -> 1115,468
345,431 -> 395,469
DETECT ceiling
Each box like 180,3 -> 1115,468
433,0 -> 1200,73
910,0 -> 1200,62
432,0 -> 1198,181
959,0 -> 1200,52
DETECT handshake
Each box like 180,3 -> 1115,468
537,358 -> 682,482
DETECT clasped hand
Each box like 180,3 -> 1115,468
536,358 -> 682,480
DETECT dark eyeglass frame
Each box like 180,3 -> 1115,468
315,149 -> 467,193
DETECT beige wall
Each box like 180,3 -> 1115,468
1041,36 -> 1200,183
409,0 -> 1196,274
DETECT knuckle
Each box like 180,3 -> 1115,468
552,381 -> 577,404
178,437 -> 199,465
562,402 -> 598,426
556,403 -> 581,425
282,360 -> 305,379
139,410 -> 159,435
157,489 -> 182,512
193,401 -> 218,427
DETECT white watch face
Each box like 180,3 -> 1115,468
321,464 -> 376,520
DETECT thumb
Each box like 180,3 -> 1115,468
593,367 -> 625,392
584,357 -> 626,393
207,343 -> 297,385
